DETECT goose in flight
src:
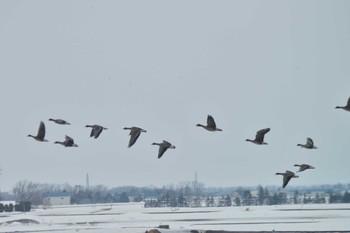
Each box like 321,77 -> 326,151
152,140 -> 176,159
28,121 -> 48,142
49,118 -> 71,125
297,137 -> 317,149
54,135 -> 78,147
275,170 -> 299,188
196,115 -> 222,131
335,97 -> 350,111
246,128 -> 270,145
85,124 -> 108,139
123,127 -> 147,148
294,164 -> 315,172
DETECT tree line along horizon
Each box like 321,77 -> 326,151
3,179 -> 350,210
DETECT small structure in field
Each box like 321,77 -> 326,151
42,191 -> 71,206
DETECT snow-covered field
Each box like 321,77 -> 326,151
0,202 -> 349,232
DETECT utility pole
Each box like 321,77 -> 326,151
86,173 -> 90,191
0,167 -> 2,193
194,171 -> 199,196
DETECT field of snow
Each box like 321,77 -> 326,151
0,202 -> 349,233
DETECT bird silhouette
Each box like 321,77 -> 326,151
246,128 -> 270,145
49,118 -> 71,125
54,135 -> 78,147
196,115 -> 222,131
85,124 -> 108,139
275,170 -> 299,188
152,140 -> 176,158
27,121 -> 48,142
297,137 -> 317,149
294,164 -> 315,172
123,127 -> 147,148
335,97 -> 350,111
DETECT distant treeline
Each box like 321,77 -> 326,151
2,180 -> 350,207
144,188 -> 350,208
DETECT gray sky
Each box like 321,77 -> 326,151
1,1 -> 350,192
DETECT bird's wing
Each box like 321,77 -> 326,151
162,140 -> 172,146
306,137 -> 314,146
298,165 -> 306,172
128,127 -> 137,135
282,175 -> 293,188
347,97 -> 350,107
93,126 -> 103,138
207,115 -> 217,128
37,121 -> 46,140
128,129 -> 141,148
158,146 -> 168,159
286,170 -> 295,174
87,126 -> 95,137
255,128 -> 270,142
301,164 -> 311,171
65,135 -> 74,144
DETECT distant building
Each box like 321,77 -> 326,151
0,201 -> 15,206
43,191 -> 71,206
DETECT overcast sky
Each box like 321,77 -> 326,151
0,1 -> 350,192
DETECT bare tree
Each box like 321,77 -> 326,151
13,180 -> 40,204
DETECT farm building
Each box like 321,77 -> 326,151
42,191 -> 71,206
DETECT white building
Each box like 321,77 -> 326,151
43,191 -> 71,206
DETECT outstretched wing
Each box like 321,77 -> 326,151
162,140 -> 172,147
282,170 -> 295,188
65,135 -> 74,146
37,121 -> 46,140
299,164 -> 308,172
128,128 -> 141,148
207,115 -> 217,128
347,97 -> 350,107
255,128 -> 270,143
306,137 -> 314,146
282,175 -> 293,188
89,128 -> 95,137
93,126 -> 103,138
158,146 -> 168,159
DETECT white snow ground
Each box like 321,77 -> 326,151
0,203 -> 349,233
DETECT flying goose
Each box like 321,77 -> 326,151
297,137 -> 317,149
152,140 -> 176,159
85,124 -> 108,139
49,118 -> 71,125
246,128 -> 270,145
275,170 -> 299,188
27,121 -> 48,142
294,163 -> 315,172
335,97 -> 350,111
196,115 -> 222,131
54,135 -> 78,147
123,127 -> 147,148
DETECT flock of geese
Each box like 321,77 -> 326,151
27,97 -> 350,188
274,97 -> 350,188
27,119 -> 175,159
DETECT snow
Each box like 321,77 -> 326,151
0,203 -> 349,232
